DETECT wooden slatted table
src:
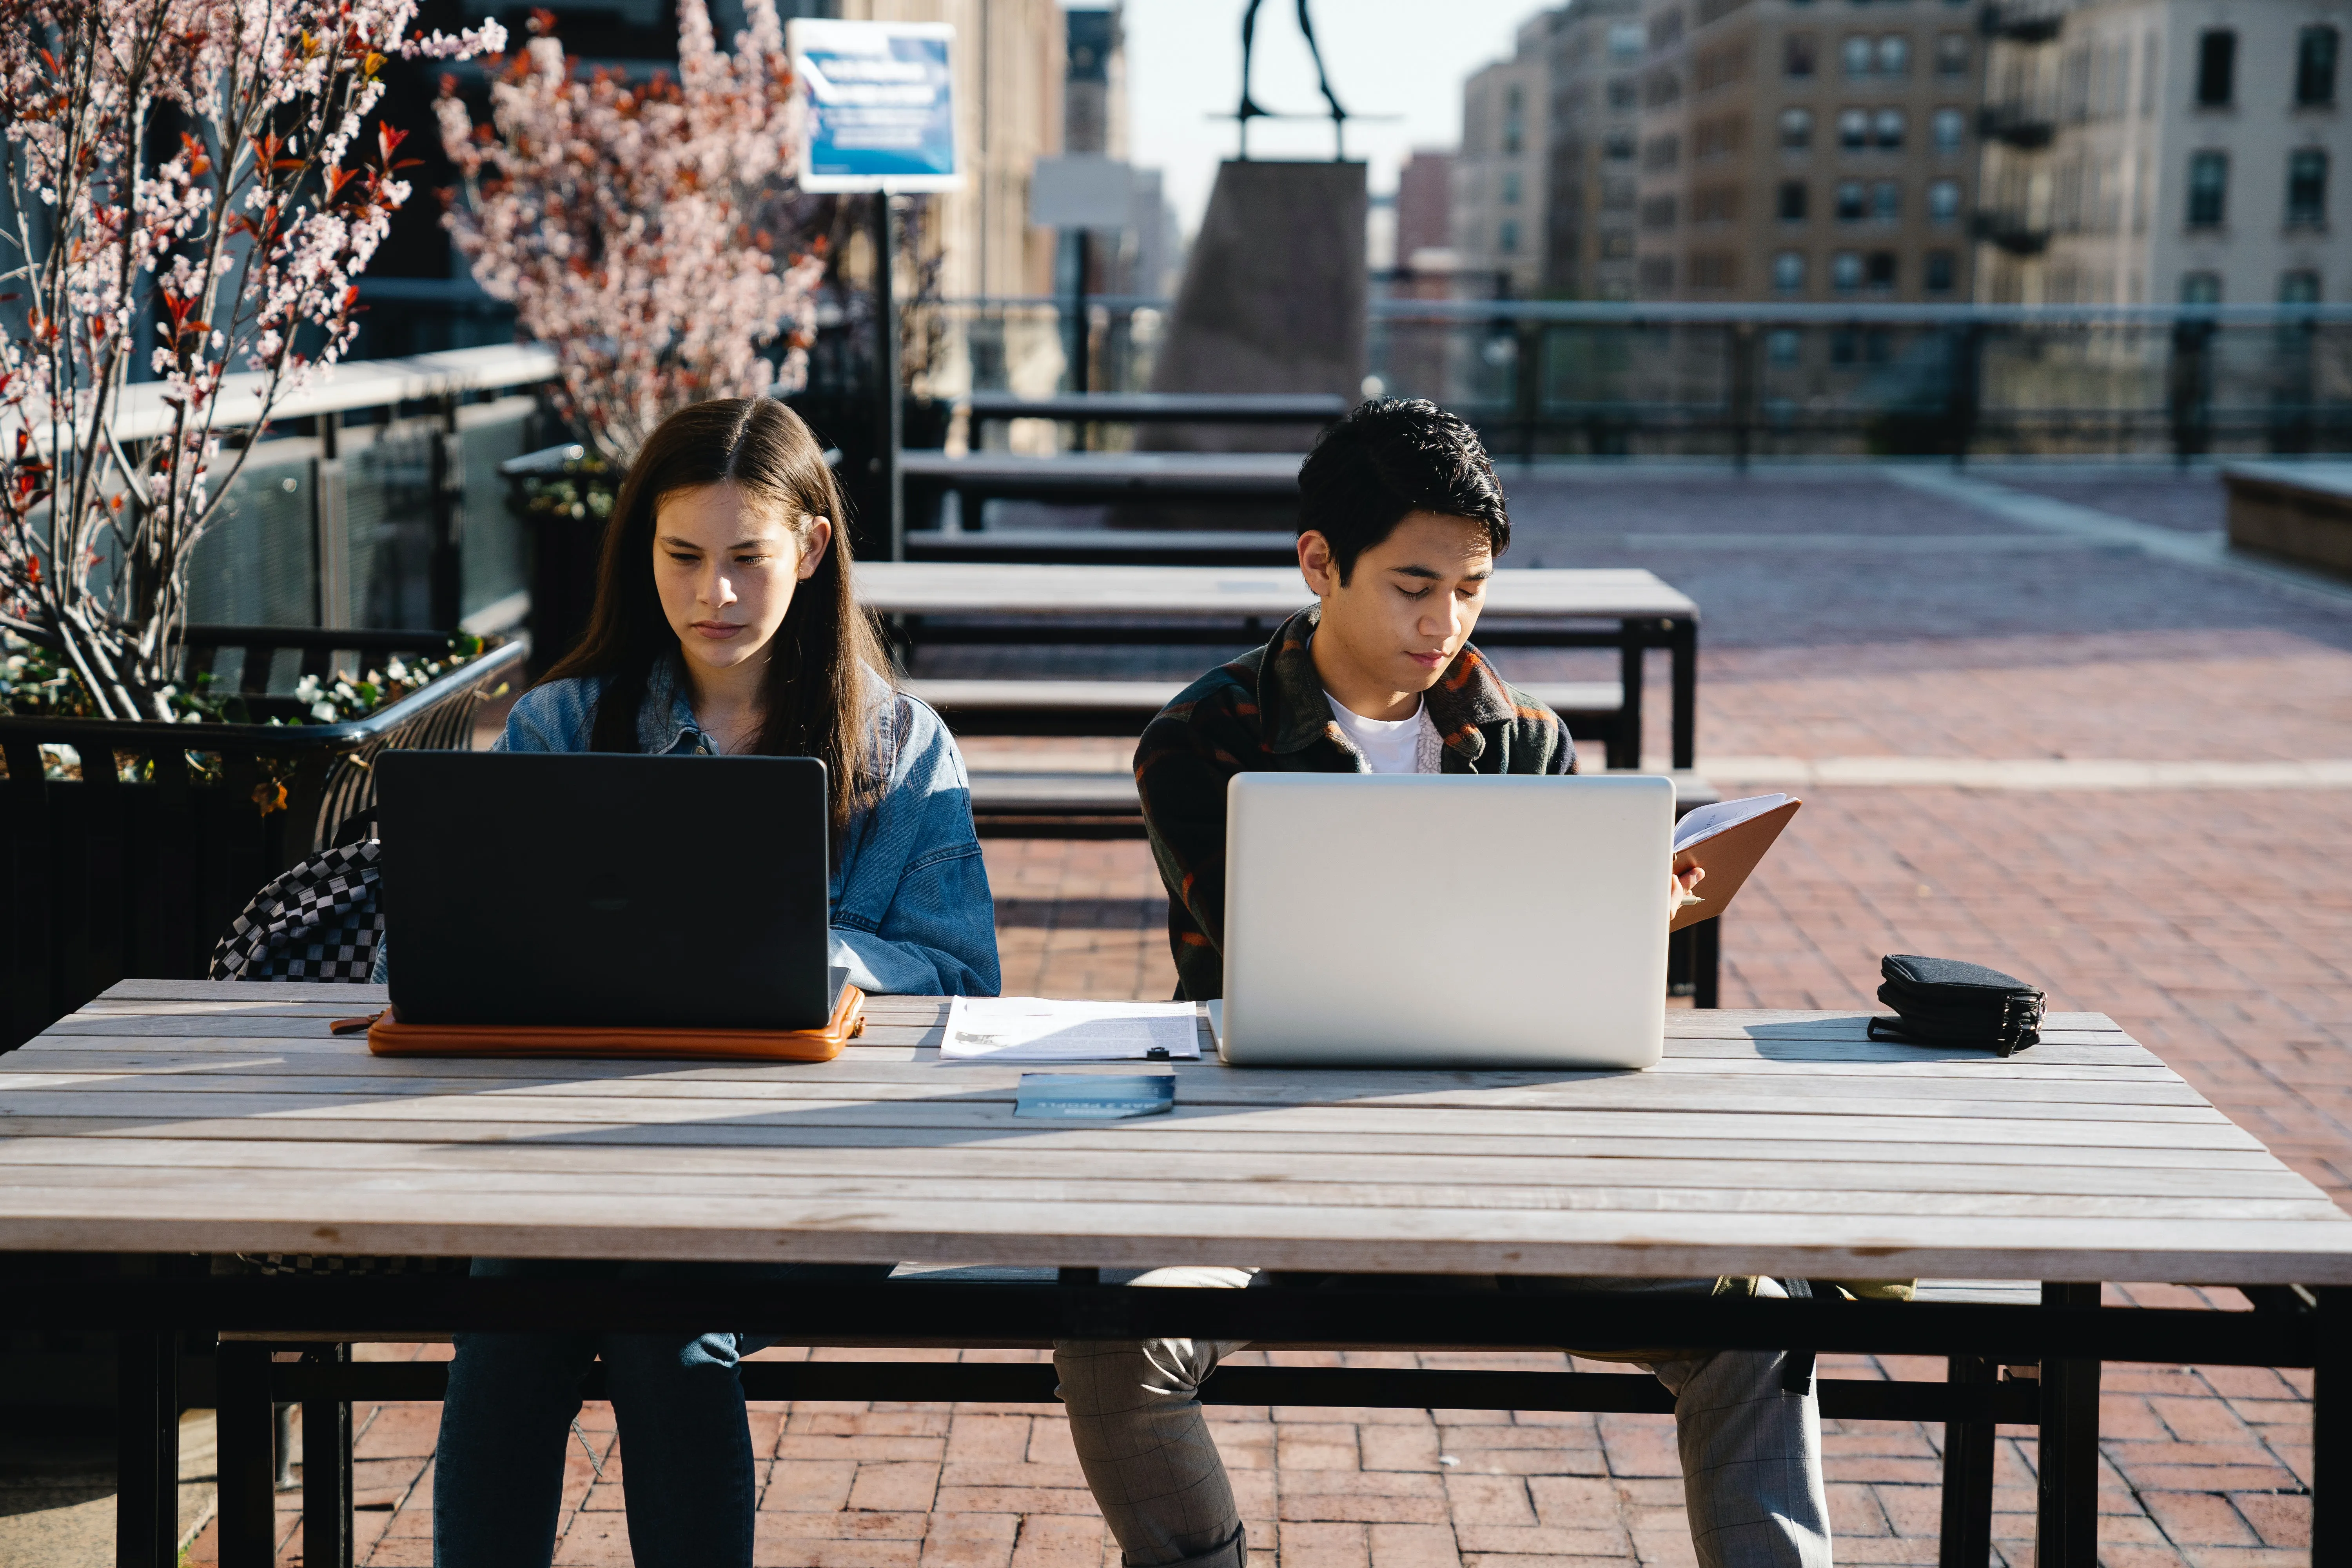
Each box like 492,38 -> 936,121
855,562 -> 1702,771
4,982 -> 2348,1567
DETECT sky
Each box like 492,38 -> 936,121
1117,0 -> 1548,241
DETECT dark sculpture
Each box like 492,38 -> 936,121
1236,0 -> 1349,160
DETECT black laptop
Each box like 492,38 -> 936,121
375,751 -> 843,1030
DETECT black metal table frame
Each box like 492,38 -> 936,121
891,614 -> 1700,775
16,1274 -> 2340,1568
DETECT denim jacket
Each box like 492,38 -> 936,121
490,655 -> 1000,997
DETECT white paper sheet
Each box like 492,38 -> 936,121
942,997 -> 1204,1062
1672,792 -> 1792,854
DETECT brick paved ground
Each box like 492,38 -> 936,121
187,464 -> 2343,1565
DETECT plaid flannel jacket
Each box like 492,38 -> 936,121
1134,604 -> 1577,1000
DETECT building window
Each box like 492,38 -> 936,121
1874,107 -> 1907,147
1872,179 -> 1902,220
2281,269 -> 2321,305
1925,249 -> 1956,292
1843,35 -> 1873,76
1928,177 -> 1962,223
1644,133 -> 1681,170
1836,179 -> 1867,220
1641,194 -> 1679,230
1866,250 -> 1898,290
1605,131 -> 1637,161
2298,26 -> 2339,106
1608,77 -> 1639,110
1932,107 -> 1966,152
1603,175 -> 1637,210
1602,229 -> 1635,258
2287,149 -> 2328,227
2179,271 -> 2220,305
1878,35 -> 1909,76
1502,170 -> 1523,206
2187,150 -> 2228,227
1838,107 -> 1869,148
1781,107 -> 1815,149
1768,328 -> 1802,363
1774,250 -> 1808,291
1786,35 -> 1818,77
1499,220 -> 1521,254
2195,30 -> 2234,107
1831,250 -> 1862,292
1609,22 -> 1645,61
1936,33 -> 1969,77
1779,180 -> 1809,220
1690,252 -> 1739,290
1639,256 -> 1675,292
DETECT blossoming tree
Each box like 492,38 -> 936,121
0,0 -> 505,721
436,0 -> 824,463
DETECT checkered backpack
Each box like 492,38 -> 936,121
209,834 -> 383,982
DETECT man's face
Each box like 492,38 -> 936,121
1299,510 -> 1494,701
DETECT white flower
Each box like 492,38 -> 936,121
312,701 -> 340,722
294,674 -> 322,701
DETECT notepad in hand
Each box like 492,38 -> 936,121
943,997 -> 1204,1062
1668,792 -> 1802,932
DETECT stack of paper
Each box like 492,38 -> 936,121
942,997 -> 1203,1062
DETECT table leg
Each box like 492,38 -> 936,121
2317,1287 -> 2348,1568
1937,1356 -> 1995,1568
215,1340 -> 279,1568
113,1330 -> 178,1568
303,1344 -> 355,1568
2035,1283 -> 2102,1568
1669,617 -> 1697,772
1614,626 -> 1644,771
1691,915 -> 1720,1009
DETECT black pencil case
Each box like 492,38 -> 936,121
1864,954 -> 2044,1057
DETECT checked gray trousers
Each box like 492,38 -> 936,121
1052,1269 -> 1831,1568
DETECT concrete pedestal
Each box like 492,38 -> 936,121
2224,462 -> 2352,578
1141,160 -> 1367,458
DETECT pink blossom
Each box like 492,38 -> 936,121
0,0 -> 500,720
438,0 -> 822,461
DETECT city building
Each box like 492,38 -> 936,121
1540,0 -> 1645,300
1455,21 -> 1552,297
1629,0 -> 1987,301
1396,149 -> 1459,272
1976,0 -> 2351,306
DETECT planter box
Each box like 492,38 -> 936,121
2224,462 -> 2352,578
0,629 -> 526,1048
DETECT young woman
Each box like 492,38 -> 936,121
431,396 -> 999,1568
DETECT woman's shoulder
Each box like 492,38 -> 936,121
498,674 -> 609,753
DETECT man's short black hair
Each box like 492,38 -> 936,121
1296,399 -> 1510,583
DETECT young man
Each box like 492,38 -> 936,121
1053,401 -> 1829,1568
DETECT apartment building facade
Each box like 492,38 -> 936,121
1541,0 -> 1648,298
1455,23 -> 1552,296
1628,0 -> 1987,301
1976,0 -> 2350,307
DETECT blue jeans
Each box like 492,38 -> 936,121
432,1258 -> 891,1568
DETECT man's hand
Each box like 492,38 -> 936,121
1668,863 -> 1706,922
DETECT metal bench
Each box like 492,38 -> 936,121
904,528 -> 1300,566
908,677 -> 1625,739
963,391 -> 1349,430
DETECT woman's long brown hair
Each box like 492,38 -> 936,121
537,397 -> 892,834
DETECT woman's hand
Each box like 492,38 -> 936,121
1668,863 -> 1706,922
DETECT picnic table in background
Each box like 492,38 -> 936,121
960,390 -> 1351,434
4,981 -> 2349,1568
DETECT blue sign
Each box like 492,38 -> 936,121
789,20 -> 960,194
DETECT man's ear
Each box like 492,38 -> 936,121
1297,530 -> 1341,597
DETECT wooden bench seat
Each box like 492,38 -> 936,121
908,678 -> 1626,738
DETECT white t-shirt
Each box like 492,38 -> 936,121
1326,693 -> 1443,774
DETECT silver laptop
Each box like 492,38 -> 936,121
1216,773 -> 1672,1069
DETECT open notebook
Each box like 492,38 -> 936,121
1670,792 -> 1802,932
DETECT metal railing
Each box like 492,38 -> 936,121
904,297 -> 2352,462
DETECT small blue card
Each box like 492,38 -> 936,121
1013,1073 -> 1176,1120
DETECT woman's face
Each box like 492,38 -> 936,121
652,482 -> 831,682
